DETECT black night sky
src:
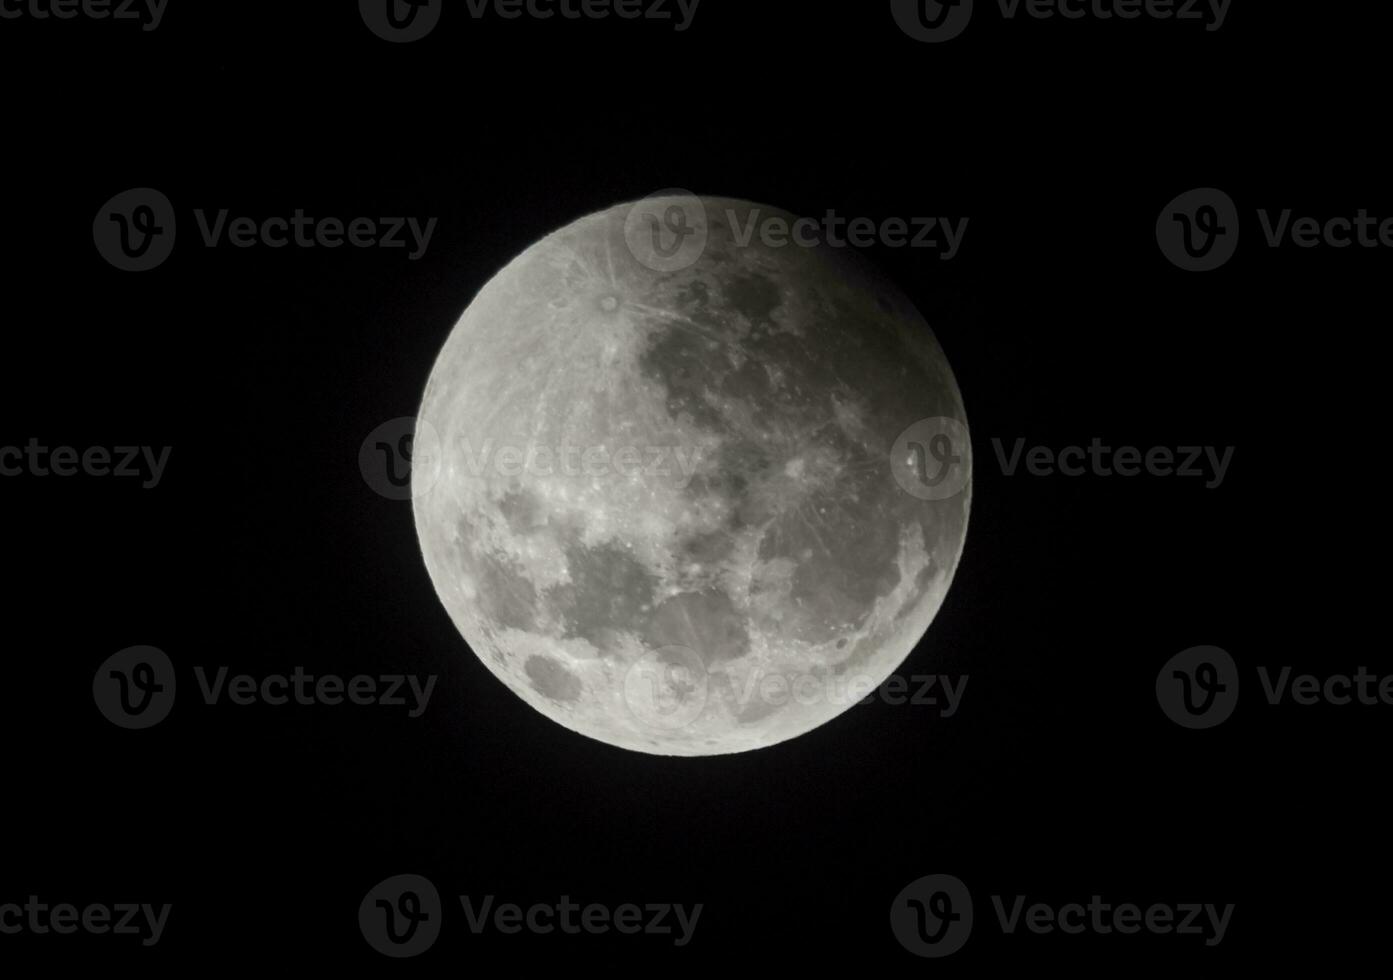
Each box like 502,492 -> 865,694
1,1 -> 1386,971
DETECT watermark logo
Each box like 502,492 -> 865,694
890,874 -> 973,957
1159,647 -> 1392,728
893,876 -> 1233,955
360,417 -> 442,501
623,645 -> 708,730
93,188 -> 176,272
365,419 -> 705,499
360,874 -> 442,958
1157,188 -> 1240,271
93,645 -> 176,730
360,0 -> 441,42
359,877 -> 701,951
1159,188 -> 1393,271
891,0 -> 974,43
93,654 -> 438,728
624,192 -> 969,270
624,190 -> 708,273
891,416 -> 972,501
95,190 -> 438,271
1156,644 -> 1238,729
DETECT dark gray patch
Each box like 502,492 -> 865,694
719,355 -> 790,413
681,529 -> 736,565
471,547 -> 539,633
734,694 -> 781,725
497,488 -> 544,535
643,589 -> 750,666
675,280 -> 714,314
524,655 -> 582,703
789,487 -> 902,605
894,558 -> 937,622
737,327 -> 842,409
548,541 -> 660,647
724,273 -> 782,325
638,325 -> 728,431
753,446 -> 903,644
685,440 -> 775,530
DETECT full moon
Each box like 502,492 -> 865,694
412,195 -> 971,755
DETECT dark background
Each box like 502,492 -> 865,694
1,0 -> 1383,970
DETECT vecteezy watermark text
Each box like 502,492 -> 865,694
0,898 -> 171,946
451,439 -> 702,485
193,210 -> 436,259
191,666 -> 436,717
727,208 -> 968,258
359,0 -> 699,42
1158,645 -> 1393,729
888,421 -> 1235,502
360,417 -> 708,500
890,874 -> 1233,958
94,188 -> 438,271
993,438 -> 1235,489
624,191 -> 969,273
459,895 -> 701,944
623,648 -> 970,732
0,0 -> 167,30
461,0 -> 699,29
892,0 -> 1230,43
0,440 -> 170,488
1158,187 -> 1393,271
359,875 -> 701,957
94,646 -> 437,729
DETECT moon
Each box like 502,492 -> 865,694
412,195 -> 971,755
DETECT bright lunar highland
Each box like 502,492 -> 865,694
413,196 -> 971,755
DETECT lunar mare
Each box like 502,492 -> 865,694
412,196 -> 970,755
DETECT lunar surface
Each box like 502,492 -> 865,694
412,195 -> 971,755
